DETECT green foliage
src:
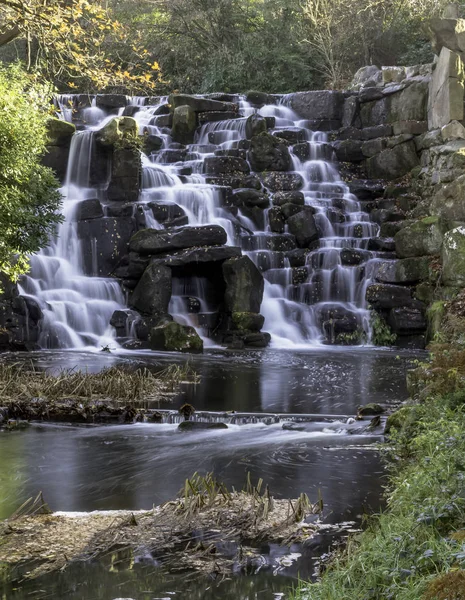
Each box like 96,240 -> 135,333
292,347 -> 465,600
370,310 -> 397,346
0,64 -> 62,281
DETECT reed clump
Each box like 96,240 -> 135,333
0,362 -> 198,404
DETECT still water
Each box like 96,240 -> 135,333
0,347 -> 419,599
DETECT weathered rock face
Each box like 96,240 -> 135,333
442,226 -> 465,284
428,46 -> 464,129
431,174 -> 465,222
287,210 -> 319,248
107,146 -> 141,203
394,217 -> 446,258
130,263 -> 172,321
366,141 -> 420,179
0,274 -> 42,350
169,94 -> 238,114
376,257 -> 431,284
95,117 -> 138,147
366,283 -> 413,309
245,114 -> 267,139
248,133 -> 291,172
129,226 -> 228,255
171,105 -> 197,144
288,91 -> 344,126
222,256 -> 264,314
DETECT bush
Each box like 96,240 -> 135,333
0,64 -> 62,281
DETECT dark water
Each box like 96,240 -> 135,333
0,347 -> 420,599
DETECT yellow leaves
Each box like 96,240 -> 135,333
67,82 -> 77,89
151,61 -> 160,71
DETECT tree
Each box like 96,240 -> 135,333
0,0 -> 162,92
0,64 -> 62,280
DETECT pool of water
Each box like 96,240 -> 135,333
0,347 -> 421,599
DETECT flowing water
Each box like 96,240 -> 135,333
18,94 -> 389,351
0,347 -> 421,599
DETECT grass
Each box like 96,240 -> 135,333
292,346 -> 465,600
0,362 -> 198,405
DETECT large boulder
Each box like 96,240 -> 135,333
46,118 -> 76,146
75,198 -> 104,221
203,156 -> 250,175
288,91 -> 344,122
245,114 -> 267,139
387,307 -> 427,334
95,117 -> 138,147
366,141 -> 419,180
428,46 -> 465,129
394,217 -> 446,258
171,105 -> 197,144
129,226 -> 227,255
431,174 -> 465,222
287,211 -> 319,247
130,263 -> 172,321
150,321 -> 203,353
248,133 -> 292,172
42,118 -> 76,182
442,226 -> 465,285
223,256 -> 264,314
428,16 -> 465,55
388,82 -> 428,123
151,246 -> 241,267
95,94 -> 128,109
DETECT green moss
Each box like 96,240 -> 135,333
370,311 -> 397,346
231,312 -> 264,332
358,403 -> 384,416
163,322 -> 203,353
427,301 -> 446,341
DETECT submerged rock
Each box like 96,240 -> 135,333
178,421 -> 228,431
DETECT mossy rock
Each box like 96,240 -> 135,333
172,105 -> 197,144
394,216 -> 447,258
150,322 -> 203,353
232,312 -> 265,332
442,226 -> 465,285
427,301 -> 446,340
95,117 -> 138,147
385,405 -> 416,435
358,403 -> 385,416
46,118 -> 76,145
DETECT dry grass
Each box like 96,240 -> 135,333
0,362 -> 198,405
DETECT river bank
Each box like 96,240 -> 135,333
292,342 -> 465,600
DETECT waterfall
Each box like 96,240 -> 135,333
19,129 -> 126,350
22,92 -> 384,350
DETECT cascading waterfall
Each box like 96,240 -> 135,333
23,92 -> 385,350
19,129 -> 126,349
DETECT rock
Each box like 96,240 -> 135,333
360,98 -> 390,127
382,66 -> 406,84
441,119 -> 465,141
232,312 -> 265,332
340,248 -> 371,265
245,91 -> 274,106
287,211 -> 319,247
371,208 -> 405,225
361,138 -> 387,158
442,226 -> 465,284
46,118 -> 76,145
107,146 -> 141,203
428,16 -> 465,55
245,114 -> 267,139
268,207 -> 285,233
248,133 -> 291,172
428,46 -> 465,129
350,65 -> 382,89
223,256 -> 264,314
95,117 -> 138,147
178,421 -> 228,431
273,128 -> 306,144
358,403 -> 385,416
150,321 -> 203,353
332,139 -> 364,162
131,263 -> 172,320
75,198 -> 104,221
242,332 -> 271,348
361,125 -> 393,140
389,83 -> 428,122
359,87 -> 384,102
288,91 -> 344,122
144,134 -> 163,153
348,179 -> 385,200
230,189 -> 269,209
169,94 -> 237,113
149,202 -> 186,223
366,141 -> 419,180
385,406 -> 414,435
110,309 -> 139,337
368,237 -> 396,251
392,121 -> 428,135
152,246 -> 242,268
388,306 -> 426,334
431,174 -> 465,222
366,283 -> 412,309
171,105 -> 197,144
272,191 -> 305,206
204,156 -> 250,176
77,217 -> 135,276
394,217 -> 446,258
261,172 -> 304,192
342,96 -> 361,128
95,94 -> 128,108
198,111 -> 239,124
129,225 -> 227,255
375,257 -> 431,284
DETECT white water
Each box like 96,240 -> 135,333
23,93 -> 385,350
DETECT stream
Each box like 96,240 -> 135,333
0,347 -> 419,599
